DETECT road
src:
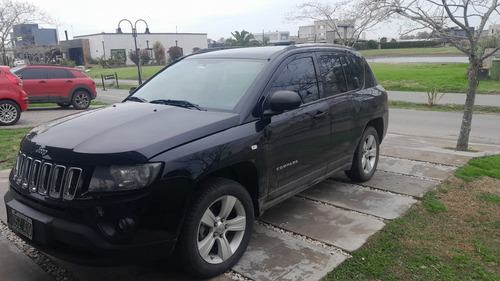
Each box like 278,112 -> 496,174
388,108 -> 500,145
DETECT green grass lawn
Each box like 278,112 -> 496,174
359,46 -> 464,57
370,62 -> 499,94
327,155 -> 500,281
87,65 -> 163,80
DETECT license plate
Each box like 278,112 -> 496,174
8,209 -> 33,240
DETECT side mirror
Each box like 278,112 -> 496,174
263,90 -> 302,116
129,87 -> 137,94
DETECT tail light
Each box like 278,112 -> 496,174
6,72 -> 23,86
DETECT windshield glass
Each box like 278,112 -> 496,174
130,58 -> 266,111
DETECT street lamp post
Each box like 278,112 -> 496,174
116,19 -> 150,85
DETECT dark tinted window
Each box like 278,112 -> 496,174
48,68 -> 70,79
17,68 -> 45,79
318,54 -> 347,97
363,59 -> 378,87
344,55 -> 365,90
271,57 -> 319,104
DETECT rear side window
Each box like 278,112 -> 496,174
48,68 -> 71,79
363,59 -> 378,88
271,56 -> 319,104
318,54 -> 348,97
17,68 -> 45,79
344,55 -> 365,90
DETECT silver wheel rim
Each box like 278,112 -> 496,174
0,103 -> 18,123
74,93 -> 90,108
361,135 -> 377,174
197,195 -> 246,264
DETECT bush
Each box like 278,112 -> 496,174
367,40 -> 378,49
380,41 -> 440,49
59,59 -> 76,67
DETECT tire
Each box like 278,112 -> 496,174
57,102 -> 71,108
71,90 -> 91,110
177,178 -> 254,278
0,100 -> 21,126
345,126 -> 380,182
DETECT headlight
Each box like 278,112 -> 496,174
89,163 -> 162,192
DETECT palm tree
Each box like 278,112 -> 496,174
225,30 -> 260,47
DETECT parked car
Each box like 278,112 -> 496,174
0,66 -> 29,125
11,64 -> 96,109
5,45 -> 388,278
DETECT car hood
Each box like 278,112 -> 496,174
23,102 -> 240,162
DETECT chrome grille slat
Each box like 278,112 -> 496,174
12,153 -> 84,201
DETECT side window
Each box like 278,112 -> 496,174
344,55 -> 365,90
271,57 -> 319,104
318,54 -> 347,97
48,69 -> 70,79
18,68 -> 45,80
363,59 -> 379,88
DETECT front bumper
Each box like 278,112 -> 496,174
3,190 -> 176,265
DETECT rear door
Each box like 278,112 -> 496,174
265,54 -> 331,200
316,53 -> 358,170
46,68 -> 74,100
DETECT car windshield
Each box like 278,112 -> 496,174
129,58 -> 266,111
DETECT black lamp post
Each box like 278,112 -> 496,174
116,19 -> 150,85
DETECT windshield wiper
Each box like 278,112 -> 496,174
124,96 -> 148,103
149,99 -> 205,111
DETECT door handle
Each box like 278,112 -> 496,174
314,111 -> 328,119
65,80 -> 74,83
38,81 -> 47,84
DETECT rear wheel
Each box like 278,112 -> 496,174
177,178 -> 254,278
0,100 -> 21,126
71,90 -> 91,109
345,126 -> 379,182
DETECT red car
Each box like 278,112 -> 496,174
0,66 -> 29,126
12,65 -> 97,109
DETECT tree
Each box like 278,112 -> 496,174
167,46 -> 183,63
285,0 -> 389,47
383,0 -> 500,151
0,0 -> 52,65
153,41 -> 166,65
128,49 -> 150,66
225,30 -> 260,47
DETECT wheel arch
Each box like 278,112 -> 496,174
69,85 -> 94,100
197,161 -> 261,217
366,117 -> 385,143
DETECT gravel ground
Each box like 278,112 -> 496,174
0,220 -> 76,281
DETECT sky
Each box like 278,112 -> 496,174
31,0 -> 499,42
32,0 -> 400,41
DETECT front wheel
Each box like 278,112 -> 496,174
71,90 -> 91,110
345,126 -> 380,182
0,100 -> 21,126
177,178 -> 254,278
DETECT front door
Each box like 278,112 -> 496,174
265,55 -> 331,200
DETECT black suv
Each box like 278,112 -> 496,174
5,45 -> 388,278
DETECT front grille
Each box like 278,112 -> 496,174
12,152 -> 84,201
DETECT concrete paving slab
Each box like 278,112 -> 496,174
259,196 -> 386,252
332,171 -> 438,198
233,224 -> 346,281
0,235 -> 54,281
300,180 -> 418,219
52,258 -> 232,281
378,156 -> 456,180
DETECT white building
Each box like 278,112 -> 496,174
252,31 -> 291,44
298,20 -> 364,43
61,32 -> 207,66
